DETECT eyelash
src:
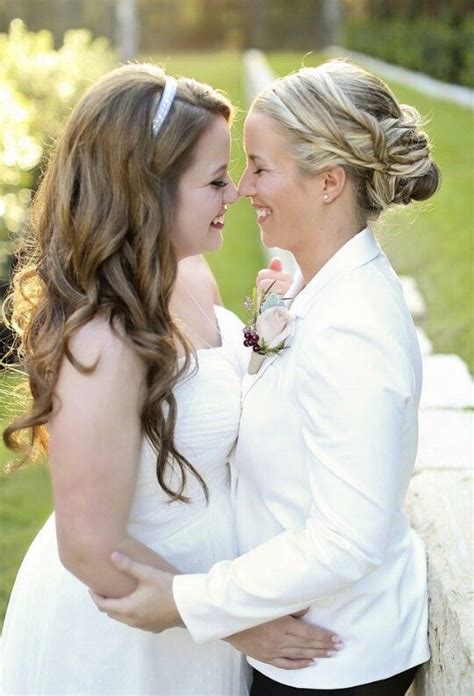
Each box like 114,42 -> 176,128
211,179 -> 228,188
253,168 -> 264,175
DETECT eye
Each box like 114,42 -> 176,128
253,168 -> 264,175
211,179 -> 228,188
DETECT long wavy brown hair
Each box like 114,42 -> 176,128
2,63 -> 233,502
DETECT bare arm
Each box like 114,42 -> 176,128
48,318 -> 178,598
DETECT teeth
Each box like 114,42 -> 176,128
256,208 -> 272,221
212,214 -> 224,225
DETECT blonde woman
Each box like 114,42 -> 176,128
93,60 -> 440,696
0,64 -> 339,695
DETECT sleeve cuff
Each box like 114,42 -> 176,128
172,572 -> 223,644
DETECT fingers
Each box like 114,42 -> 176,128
89,589 -> 134,616
257,269 -> 292,284
282,647 -> 339,660
259,280 -> 286,295
89,590 -> 141,628
270,658 -> 314,670
286,618 -> 344,652
268,256 -> 283,272
268,640 -> 342,670
256,272 -> 293,296
110,552 -> 155,582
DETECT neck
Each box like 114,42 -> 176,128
294,221 -> 365,286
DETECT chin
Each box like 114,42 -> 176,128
261,224 -> 291,252
205,229 -> 224,252
260,227 -> 279,249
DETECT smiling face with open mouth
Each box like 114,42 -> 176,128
174,115 -> 238,259
238,111 -> 323,255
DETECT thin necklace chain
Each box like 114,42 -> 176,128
173,280 -> 223,352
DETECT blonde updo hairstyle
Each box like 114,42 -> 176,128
251,59 -> 440,223
3,63 -> 233,503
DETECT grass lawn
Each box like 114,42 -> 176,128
0,451 -> 52,627
0,51 -> 264,628
266,52 -> 474,373
0,374 -> 53,627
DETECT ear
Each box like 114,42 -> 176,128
320,166 -> 347,203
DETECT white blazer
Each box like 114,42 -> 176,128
173,228 -> 430,689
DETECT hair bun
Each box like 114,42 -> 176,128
392,160 -> 441,205
383,106 -> 440,206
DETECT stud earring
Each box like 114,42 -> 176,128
323,194 -> 329,201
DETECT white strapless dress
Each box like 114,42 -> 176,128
1,306 -> 251,695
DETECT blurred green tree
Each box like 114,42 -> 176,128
0,19 -> 117,297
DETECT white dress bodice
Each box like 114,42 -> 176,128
129,306 -> 246,554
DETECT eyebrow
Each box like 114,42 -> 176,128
248,154 -> 268,164
210,164 -> 228,177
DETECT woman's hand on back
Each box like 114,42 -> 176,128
225,609 -> 343,670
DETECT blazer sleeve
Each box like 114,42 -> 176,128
173,314 -> 416,643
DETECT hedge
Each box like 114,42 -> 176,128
343,18 -> 474,88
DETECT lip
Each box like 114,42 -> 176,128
210,221 -> 224,230
210,210 -> 227,230
253,204 -> 272,225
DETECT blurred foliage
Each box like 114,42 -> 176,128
0,0 -> 115,47
139,0 -> 324,52
342,0 -> 474,87
0,19 -> 117,288
0,0 -> 329,53
343,0 -> 471,23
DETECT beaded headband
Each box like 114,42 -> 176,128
152,76 -> 177,138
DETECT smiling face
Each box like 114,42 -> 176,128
174,115 -> 238,259
238,111 -> 324,254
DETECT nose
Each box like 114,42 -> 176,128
238,167 -> 255,198
224,178 -> 239,205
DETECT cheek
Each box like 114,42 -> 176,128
264,174 -> 296,204
285,179 -> 315,216
183,192 -> 211,227
272,182 -> 303,220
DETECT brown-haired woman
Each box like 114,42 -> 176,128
0,64 -> 338,694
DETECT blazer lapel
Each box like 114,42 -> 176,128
242,351 -> 280,400
290,227 -> 381,319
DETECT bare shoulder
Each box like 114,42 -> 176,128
48,316 -> 146,433
178,255 -> 222,306
63,315 -> 145,381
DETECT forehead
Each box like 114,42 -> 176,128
187,116 -> 230,174
243,111 -> 288,161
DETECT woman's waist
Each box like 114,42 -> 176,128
128,476 -> 233,544
129,483 -> 237,572
307,526 -> 427,617
253,535 -> 428,689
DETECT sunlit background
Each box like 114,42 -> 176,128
1,0 -> 473,626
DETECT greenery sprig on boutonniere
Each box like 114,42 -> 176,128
243,282 -> 294,375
